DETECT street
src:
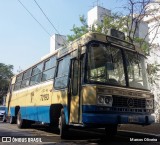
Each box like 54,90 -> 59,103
0,121 -> 160,145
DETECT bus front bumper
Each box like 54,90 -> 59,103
82,113 -> 155,125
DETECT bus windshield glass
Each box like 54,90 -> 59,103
125,50 -> 149,90
87,42 -> 149,90
87,43 -> 125,86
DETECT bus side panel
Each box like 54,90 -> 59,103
81,85 -> 97,123
81,85 -> 97,106
10,107 -> 16,117
8,81 -> 52,122
8,80 -> 69,124
52,89 -> 68,124
24,81 -> 53,123
25,106 -> 38,121
23,106 -> 50,122
37,106 -> 50,123
9,91 -> 27,117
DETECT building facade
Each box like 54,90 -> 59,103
87,6 -> 111,29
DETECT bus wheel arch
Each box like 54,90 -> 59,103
2,113 -> 7,123
50,104 -> 63,127
9,106 -> 20,124
15,106 -> 20,117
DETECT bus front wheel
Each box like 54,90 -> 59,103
105,124 -> 118,138
59,109 -> 68,139
17,110 -> 25,128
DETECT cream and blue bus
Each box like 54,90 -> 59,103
4,29 -> 155,138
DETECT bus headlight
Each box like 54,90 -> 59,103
97,95 -> 113,107
146,99 -> 153,109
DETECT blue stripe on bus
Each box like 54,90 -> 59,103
82,105 -> 155,125
10,107 -> 15,117
82,112 -> 155,125
82,105 -> 97,112
10,105 -> 68,124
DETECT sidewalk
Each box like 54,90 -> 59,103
119,123 -> 160,135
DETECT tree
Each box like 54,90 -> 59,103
67,15 -> 89,42
67,13 -> 127,42
67,0 -> 160,54
122,0 -> 160,54
0,63 -> 13,104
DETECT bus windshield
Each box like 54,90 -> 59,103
87,42 -> 149,90
125,50 -> 149,90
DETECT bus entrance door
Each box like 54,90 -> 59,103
69,59 -> 80,123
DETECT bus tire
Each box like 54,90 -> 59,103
2,114 -> 7,123
25,120 -> 34,128
9,116 -> 16,124
59,109 -> 68,139
17,110 -> 26,128
105,124 -> 117,138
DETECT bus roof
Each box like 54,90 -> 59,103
13,32 -> 144,78
58,32 -> 145,58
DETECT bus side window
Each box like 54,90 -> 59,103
21,69 -> 31,88
14,74 -> 23,91
54,55 -> 70,89
30,63 -> 43,85
42,56 -> 56,82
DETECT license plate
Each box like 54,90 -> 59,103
128,116 -> 138,123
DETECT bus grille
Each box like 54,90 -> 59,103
113,96 -> 146,108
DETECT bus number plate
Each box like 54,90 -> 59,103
128,116 -> 138,123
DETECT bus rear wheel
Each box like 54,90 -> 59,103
105,124 -> 118,138
59,109 -> 68,139
2,114 -> 7,123
10,116 -> 16,124
17,110 -> 26,128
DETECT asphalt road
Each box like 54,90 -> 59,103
0,121 -> 160,145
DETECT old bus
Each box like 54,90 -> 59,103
4,29 -> 155,138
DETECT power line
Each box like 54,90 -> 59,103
17,0 -> 51,37
33,0 -> 67,46
17,0 -> 61,46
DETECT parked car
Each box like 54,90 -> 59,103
0,106 -> 5,120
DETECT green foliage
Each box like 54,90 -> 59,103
94,13 -> 129,34
67,15 -> 89,42
67,13 -> 150,55
0,63 -> 13,104
147,63 -> 160,85
133,37 -> 150,55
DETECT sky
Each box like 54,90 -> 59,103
0,0 -> 127,74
